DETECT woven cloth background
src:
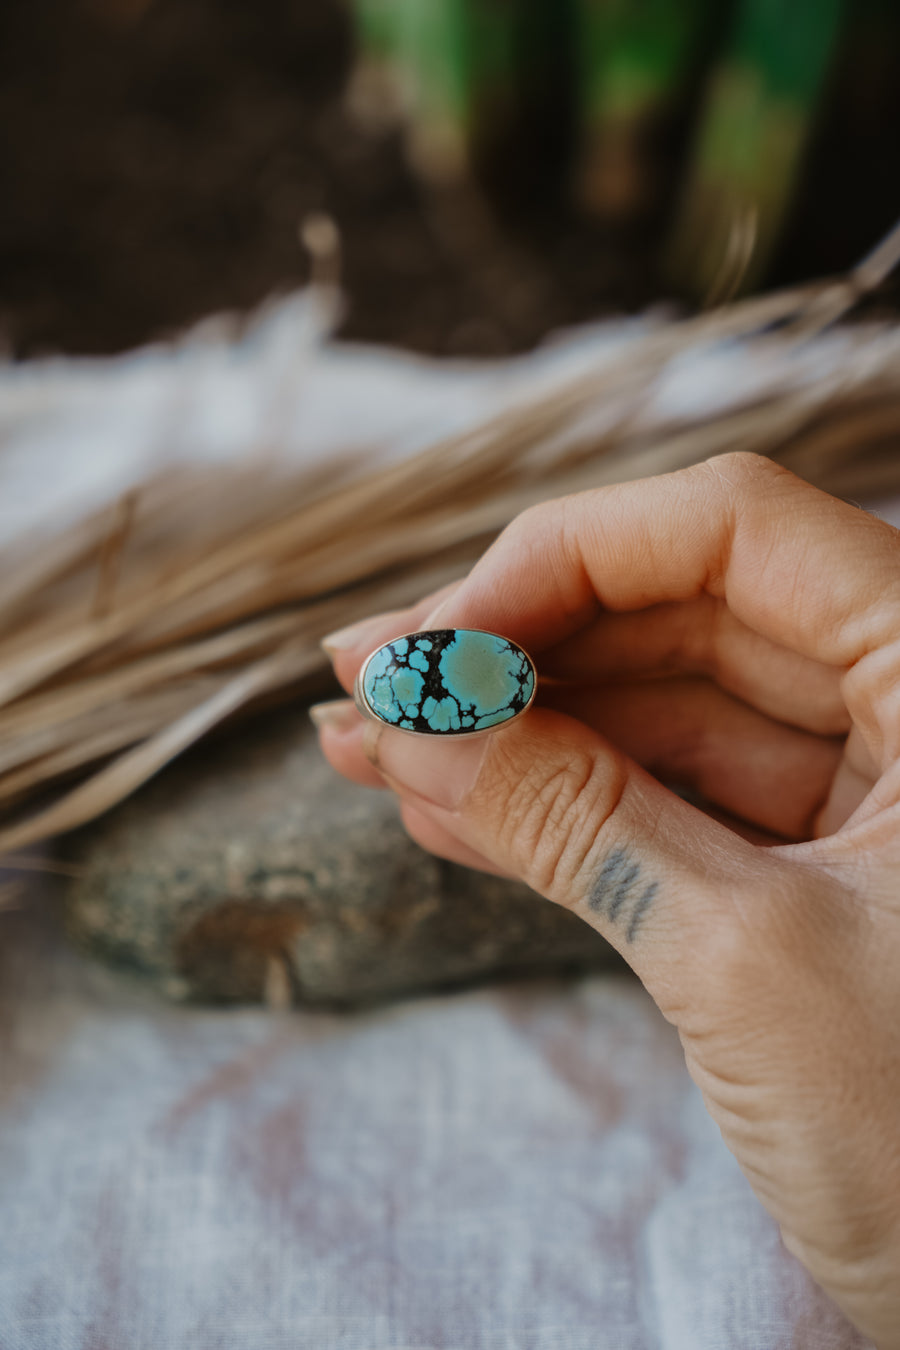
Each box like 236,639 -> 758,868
0,885 -> 869,1350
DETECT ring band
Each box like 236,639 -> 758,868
354,628 -> 537,736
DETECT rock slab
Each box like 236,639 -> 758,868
66,709 -> 618,1006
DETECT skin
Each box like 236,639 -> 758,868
312,452 -> 900,1347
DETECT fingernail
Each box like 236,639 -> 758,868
308,699 -> 360,732
420,577 -> 464,627
363,724 -> 488,810
320,617 -> 375,656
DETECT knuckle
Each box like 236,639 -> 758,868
687,911 -> 765,1017
696,596 -> 730,681
687,858 -> 856,1023
497,498 -> 596,630
704,450 -> 783,487
485,740 -> 625,903
503,500 -> 558,551
693,451 -> 795,516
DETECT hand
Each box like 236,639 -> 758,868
313,452 -> 900,1347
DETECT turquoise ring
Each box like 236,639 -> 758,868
354,629 -> 537,736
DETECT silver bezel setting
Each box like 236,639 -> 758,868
354,628 -> 538,737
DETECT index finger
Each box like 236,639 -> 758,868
429,454 -> 900,665
326,455 -> 900,767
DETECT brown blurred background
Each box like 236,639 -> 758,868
1,0 -> 898,360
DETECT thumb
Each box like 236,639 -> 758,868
365,707 -> 790,1011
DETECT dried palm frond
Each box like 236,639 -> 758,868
1,232 -> 900,861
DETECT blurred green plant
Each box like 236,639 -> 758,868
573,0 -> 716,219
349,0 -> 520,180
348,0 -> 868,299
667,0 -> 845,299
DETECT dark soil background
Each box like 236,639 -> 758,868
1,0 -> 898,359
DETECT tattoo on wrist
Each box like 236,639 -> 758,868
587,847 -> 658,942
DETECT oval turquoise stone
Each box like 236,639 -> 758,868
360,629 -> 536,735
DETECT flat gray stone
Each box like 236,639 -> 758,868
66,709 -> 619,1006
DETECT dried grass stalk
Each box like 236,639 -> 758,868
2,241 -> 900,859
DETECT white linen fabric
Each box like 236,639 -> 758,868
0,890 -> 868,1350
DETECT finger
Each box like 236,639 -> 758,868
399,801 -> 514,877
323,581 -> 463,694
362,706 -> 801,1012
423,455 -> 900,764
541,594 -> 849,736
312,705 -> 520,871
310,699 -> 386,790
540,677 -> 844,840
680,798 -> 787,847
313,672 -> 837,841
814,725 -> 880,836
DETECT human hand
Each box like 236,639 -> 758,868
313,453 -> 900,1347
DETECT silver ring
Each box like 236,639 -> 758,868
354,628 -> 537,736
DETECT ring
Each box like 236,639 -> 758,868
354,628 -> 537,736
